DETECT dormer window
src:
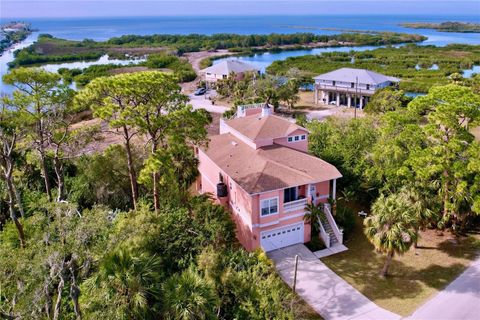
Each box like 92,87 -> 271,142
288,134 -> 307,143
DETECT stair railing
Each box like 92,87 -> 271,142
323,203 -> 343,245
317,216 -> 331,248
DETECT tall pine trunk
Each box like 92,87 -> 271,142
13,182 -> 24,217
123,126 -> 138,210
37,119 -> 53,201
53,273 -> 65,320
69,265 -> 82,319
53,151 -> 65,202
151,142 -> 160,212
4,168 -> 25,248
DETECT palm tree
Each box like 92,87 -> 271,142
364,194 -> 418,277
399,188 -> 437,252
304,203 -> 324,235
86,248 -> 162,319
162,267 -> 219,320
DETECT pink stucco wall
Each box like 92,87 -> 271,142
199,147 -> 334,251
198,112 -> 338,251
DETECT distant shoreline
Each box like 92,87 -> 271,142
400,21 -> 480,33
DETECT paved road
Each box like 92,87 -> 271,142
408,255 -> 480,320
268,244 -> 400,320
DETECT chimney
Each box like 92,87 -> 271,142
261,104 -> 272,117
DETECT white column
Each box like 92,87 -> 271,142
359,96 -> 364,109
314,88 -> 318,105
347,95 -> 351,108
336,93 -> 340,106
325,92 -> 330,104
332,179 -> 337,200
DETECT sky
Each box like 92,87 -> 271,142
1,0 -> 480,18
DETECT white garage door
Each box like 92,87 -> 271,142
260,222 -> 304,252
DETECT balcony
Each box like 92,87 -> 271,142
314,84 -> 376,96
283,198 -> 308,213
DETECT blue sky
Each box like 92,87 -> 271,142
2,0 -> 479,18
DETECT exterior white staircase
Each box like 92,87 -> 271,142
317,203 -> 343,248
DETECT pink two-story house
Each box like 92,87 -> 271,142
197,104 -> 343,252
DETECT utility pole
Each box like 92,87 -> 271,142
292,255 -> 299,292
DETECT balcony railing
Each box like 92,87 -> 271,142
314,84 -> 376,95
283,198 -> 308,213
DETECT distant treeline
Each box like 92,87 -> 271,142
106,32 -> 427,53
9,32 -> 426,67
401,22 -> 480,33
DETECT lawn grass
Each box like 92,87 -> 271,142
321,215 -> 480,316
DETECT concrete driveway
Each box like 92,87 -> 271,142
268,244 -> 400,320
408,255 -> 480,320
188,92 -> 230,114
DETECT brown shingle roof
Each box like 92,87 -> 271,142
225,114 -> 306,141
202,133 -> 342,194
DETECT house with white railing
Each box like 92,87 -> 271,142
313,67 -> 400,109
196,104 -> 344,252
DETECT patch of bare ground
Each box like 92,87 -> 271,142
447,50 -> 473,58
294,91 -> 327,110
207,112 -> 221,136
70,111 -> 222,155
184,49 -> 234,73
472,126 -> 480,141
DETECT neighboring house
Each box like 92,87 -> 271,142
313,67 -> 400,108
197,103 -> 343,252
200,60 -> 260,83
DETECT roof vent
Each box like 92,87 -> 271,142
231,141 -> 238,146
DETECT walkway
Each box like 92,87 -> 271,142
408,255 -> 480,320
268,244 -> 400,320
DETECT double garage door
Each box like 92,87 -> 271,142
260,222 -> 304,252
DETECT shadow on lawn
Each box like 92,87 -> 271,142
437,235 -> 480,260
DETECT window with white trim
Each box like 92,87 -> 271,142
288,134 -> 307,142
260,198 -> 278,216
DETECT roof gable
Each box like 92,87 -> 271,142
200,60 -> 259,75
225,115 -> 306,141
